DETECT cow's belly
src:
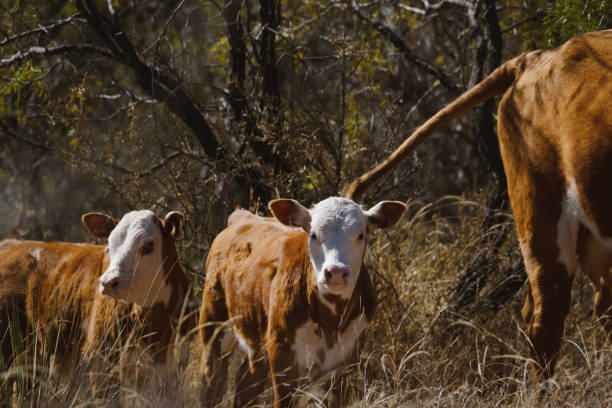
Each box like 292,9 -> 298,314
291,314 -> 368,377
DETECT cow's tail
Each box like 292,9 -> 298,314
344,54 -> 525,202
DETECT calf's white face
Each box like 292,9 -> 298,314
82,210 -> 184,307
269,197 -> 406,300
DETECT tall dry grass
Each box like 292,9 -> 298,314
356,195 -> 612,407
3,194 -> 612,407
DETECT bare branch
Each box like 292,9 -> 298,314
404,82 -> 441,120
0,119 -> 50,151
0,118 -> 132,174
137,151 -> 184,178
347,1 -> 461,94
398,4 -> 426,15
143,0 -> 187,55
0,14 -> 84,47
75,0 -> 222,159
223,0 -> 291,173
501,10 -> 545,34
107,0 -> 116,17
0,44 -> 114,68
259,0 -> 282,108
419,0 -> 474,11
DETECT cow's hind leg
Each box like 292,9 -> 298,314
521,286 -> 534,337
572,155 -> 612,342
200,283 -> 231,408
521,239 -> 574,378
578,227 -> 612,340
498,95 -> 579,379
511,179 -> 576,378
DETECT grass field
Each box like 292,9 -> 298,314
3,194 -> 612,407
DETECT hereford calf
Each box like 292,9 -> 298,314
0,210 -> 189,396
200,197 -> 406,407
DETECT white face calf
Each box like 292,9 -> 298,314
82,210 -> 184,307
269,197 -> 406,300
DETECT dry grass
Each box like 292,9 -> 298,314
357,195 -> 612,408
3,194 -> 612,407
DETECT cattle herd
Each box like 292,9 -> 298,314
0,30 -> 610,407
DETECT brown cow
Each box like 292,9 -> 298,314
0,210 -> 190,398
345,30 -> 612,377
200,197 -> 406,407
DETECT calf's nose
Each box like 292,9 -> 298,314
100,276 -> 121,294
324,266 -> 350,285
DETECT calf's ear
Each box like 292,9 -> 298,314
82,213 -> 118,238
162,211 -> 184,238
269,199 -> 312,231
365,201 -> 406,229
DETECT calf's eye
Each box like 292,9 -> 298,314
141,241 -> 154,255
310,233 -> 317,241
358,233 -> 365,240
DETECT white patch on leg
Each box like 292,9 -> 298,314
557,182 -> 580,274
565,178 -> 612,251
220,325 -> 236,354
292,314 -> 369,378
321,313 -> 368,372
234,330 -> 253,358
293,319 -> 326,373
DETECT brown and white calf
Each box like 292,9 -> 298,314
345,30 -> 612,377
200,197 -> 406,407
0,210 -> 190,393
